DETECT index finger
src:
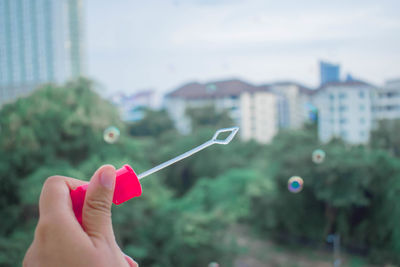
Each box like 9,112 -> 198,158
39,176 -> 87,221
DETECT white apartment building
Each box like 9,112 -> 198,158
165,79 -> 279,143
239,90 -> 278,143
314,81 -> 375,144
374,79 -> 400,120
268,82 -> 314,129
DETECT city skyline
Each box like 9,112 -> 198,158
86,0 -> 400,95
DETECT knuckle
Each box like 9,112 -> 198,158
43,175 -> 63,188
85,198 -> 111,215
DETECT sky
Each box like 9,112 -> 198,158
86,0 -> 400,95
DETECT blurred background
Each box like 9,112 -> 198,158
1,0 -> 400,266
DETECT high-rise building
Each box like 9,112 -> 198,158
314,81 -> 375,144
0,0 -> 85,105
320,61 -> 340,85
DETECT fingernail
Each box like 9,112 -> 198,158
100,168 -> 115,189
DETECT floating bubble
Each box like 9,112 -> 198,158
103,126 -> 120,144
312,149 -> 326,164
208,262 -> 220,267
305,102 -> 318,122
288,176 -> 304,193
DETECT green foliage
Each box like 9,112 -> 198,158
0,224 -> 34,267
370,119 -> 400,156
186,105 -> 234,131
155,127 -> 262,195
21,161 -> 84,206
0,78 -> 123,235
128,109 -> 175,137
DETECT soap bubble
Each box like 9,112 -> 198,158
208,262 -> 220,267
305,102 -> 318,122
312,149 -> 326,164
103,126 -> 120,144
288,176 -> 304,193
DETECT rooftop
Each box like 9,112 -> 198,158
166,79 -> 257,99
266,81 -> 314,95
385,78 -> 400,86
313,80 -> 375,94
167,79 -> 313,99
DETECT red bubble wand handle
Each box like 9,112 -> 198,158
70,127 -> 239,224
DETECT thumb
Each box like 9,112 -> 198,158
83,164 -> 116,242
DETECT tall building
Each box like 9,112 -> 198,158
165,79 -> 279,144
0,0 -> 85,105
268,81 -> 314,129
374,79 -> 400,120
314,81 -> 375,144
320,61 -> 340,85
239,88 -> 279,143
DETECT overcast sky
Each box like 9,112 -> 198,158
86,0 -> 400,95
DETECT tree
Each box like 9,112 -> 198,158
128,109 -> 175,137
0,78 -> 122,237
186,105 -> 234,131
370,119 -> 400,156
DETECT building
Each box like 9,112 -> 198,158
374,79 -> 400,120
268,81 -> 315,129
313,81 -> 376,144
240,87 -> 279,143
0,0 -> 85,105
165,79 -> 279,143
111,89 -> 162,122
320,61 -> 340,85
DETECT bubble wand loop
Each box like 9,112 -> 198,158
138,127 -> 239,179
70,127 -> 239,224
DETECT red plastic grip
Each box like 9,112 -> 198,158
70,164 -> 142,224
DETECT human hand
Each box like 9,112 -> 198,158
23,165 -> 138,267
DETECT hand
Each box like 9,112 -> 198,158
23,165 -> 138,267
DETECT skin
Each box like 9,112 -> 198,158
23,165 -> 138,267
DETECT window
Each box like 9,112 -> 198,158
330,106 -> 334,112
340,118 -> 347,124
360,131 -> 365,137
339,105 -> 347,112
360,118 -> 365,124
360,104 -> 365,111
339,92 -> 347,99
340,131 -> 348,138
330,94 -> 335,100
359,91 -> 365,98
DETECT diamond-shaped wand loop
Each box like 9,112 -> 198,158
138,126 -> 240,179
211,127 -> 240,145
